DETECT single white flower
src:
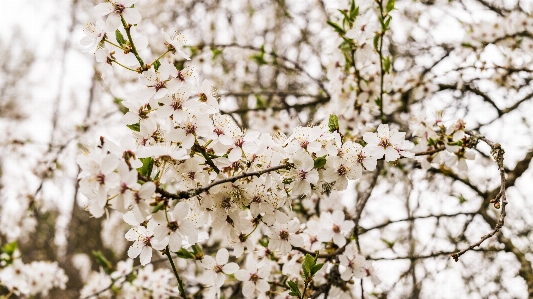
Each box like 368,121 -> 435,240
268,219 -> 304,255
94,0 -> 141,32
201,248 -> 239,288
234,258 -> 271,298
161,29 -> 191,60
125,220 -> 168,266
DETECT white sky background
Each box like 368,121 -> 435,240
1,0 -> 532,297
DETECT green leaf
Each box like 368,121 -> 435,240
1,241 -> 17,255
115,29 -> 127,47
383,56 -> 391,73
386,0 -> 395,13
302,254 -> 316,279
313,156 -> 327,169
255,94 -> 266,109
373,34 -> 380,51
211,48 -> 223,60
137,157 -> 154,178
375,97 -> 382,107
176,248 -> 195,259
384,16 -> 392,29
328,114 -> 339,132
152,201 -> 165,213
127,122 -> 140,132
153,59 -> 161,71
251,45 -> 267,65
327,21 -> 346,35
92,251 -> 113,274
311,263 -> 324,276
114,98 -> 128,114
287,280 -> 301,296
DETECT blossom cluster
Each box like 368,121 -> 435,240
0,243 -> 68,297
80,259 -> 179,299
75,0 -> 479,298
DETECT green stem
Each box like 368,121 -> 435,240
104,39 -> 124,50
111,60 -> 139,72
152,49 -> 171,65
165,247 -> 187,298
120,15 -> 145,69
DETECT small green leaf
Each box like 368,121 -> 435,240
373,34 -> 380,51
176,248 -> 195,259
115,29 -> 126,46
153,59 -> 161,71
313,156 -> 327,169
287,280 -> 301,296
114,98 -> 128,114
92,251 -> 113,274
1,241 -> 17,255
328,114 -> 339,133
211,48 -> 223,60
386,0 -> 395,13
255,94 -> 266,109
327,21 -> 346,35
251,45 -> 267,65
383,56 -> 391,73
375,97 -> 382,107
311,263 -> 324,276
152,201 -> 165,213
127,122 -> 140,132
302,254 -> 316,279
137,157 -> 154,178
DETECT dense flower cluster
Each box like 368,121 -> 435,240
68,0 -> 487,297
0,245 -> 67,297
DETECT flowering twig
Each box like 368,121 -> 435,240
120,15 -> 145,70
451,132 -> 506,261
140,163 -> 292,200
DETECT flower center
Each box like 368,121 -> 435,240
154,81 -> 166,92
250,273 -> 259,282
279,230 -> 289,241
378,137 -> 391,148
332,224 -> 341,234
213,127 -> 224,136
96,173 -> 106,184
185,123 -> 196,135
167,221 -> 179,231
198,93 -> 208,102
337,165 -> 347,176
113,3 -> 125,14
214,264 -> 223,273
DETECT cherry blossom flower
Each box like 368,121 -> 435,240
201,248 -> 239,288
268,219 -> 304,255
234,257 -> 271,298
125,220 -> 168,266
152,202 -> 198,251
137,62 -> 180,102
94,0 -> 141,32
290,150 -> 319,195
339,242 -> 366,281
318,210 -> 354,247
363,124 -> 412,162
80,20 -> 106,50
161,29 -> 191,60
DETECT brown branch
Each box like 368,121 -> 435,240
359,212 -> 477,234
142,163 -> 291,200
451,132 -> 506,261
